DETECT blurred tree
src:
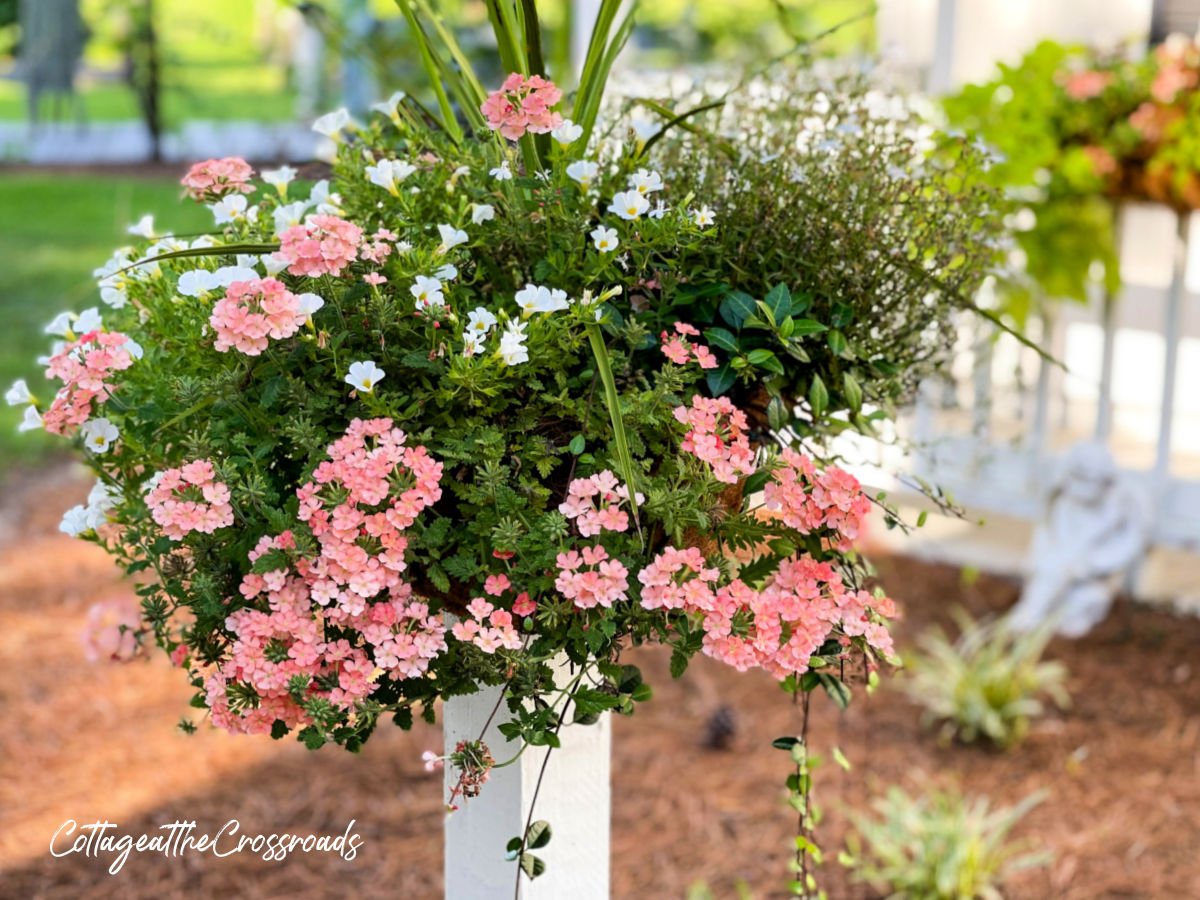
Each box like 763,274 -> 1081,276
18,0 -> 87,123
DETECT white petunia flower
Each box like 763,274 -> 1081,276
498,320 -> 529,366
75,307 -> 103,334
551,118 -> 583,147
263,253 -> 289,275
127,214 -> 156,238
345,360 -> 385,393
490,161 -> 513,181
566,160 -> 599,189
372,90 -> 407,120
590,226 -> 619,253
177,269 -> 217,298
6,379 -> 32,406
296,292 -> 325,319
462,335 -> 483,358
262,165 -> 298,197
472,203 -> 495,225
94,249 -> 133,309
410,276 -> 445,310
44,312 -> 76,338
609,190 -> 650,221
190,235 -> 217,249
435,263 -> 459,281
273,200 -> 310,236
313,107 -> 353,139
81,417 -> 119,454
210,194 -> 249,225
18,405 -> 43,432
629,168 -> 664,195
630,118 -> 661,145
692,205 -> 716,227
122,337 -> 144,360
60,505 -> 91,537
366,158 -> 417,195
649,200 -> 669,219
466,307 -> 498,336
437,224 -> 468,253
515,283 -> 570,316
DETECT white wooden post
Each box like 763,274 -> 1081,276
443,677 -> 611,899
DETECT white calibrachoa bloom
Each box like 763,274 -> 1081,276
94,249 -> 134,308
630,118 -> 661,147
123,337 -> 144,360
498,319 -> 529,366
411,276 -> 445,310
490,161 -> 513,181
366,158 -> 417,196
567,160 -> 599,189
609,190 -> 650,221
296,292 -> 325,321
345,360 -> 385,394
127,214 -> 155,238
629,168 -> 664,195
466,307 -> 498,337
371,90 -> 406,122
591,226 -> 619,253
5,379 -> 32,406
45,308 -> 103,339
18,406 -> 42,432
313,107 -> 352,140
210,195 -> 250,225
649,200 -> 669,220
472,203 -> 495,225
551,118 -> 583,147
81,417 -> 119,454
437,224 -> 469,251
693,205 -> 717,227
262,165 -> 297,196
178,266 -> 258,298
61,480 -> 121,537
59,505 -> 91,537
435,263 -> 459,281
515,284 -> 569,315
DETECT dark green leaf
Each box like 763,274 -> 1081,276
719,290 -> 756,329
763,283 -> 792,321
526,820 -> 552,849
703,327 -> 740,353
706,362 -> 736,396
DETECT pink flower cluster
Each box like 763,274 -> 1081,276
210,278 -> 306,356
42,331 -> 135,436
480,73 -> 563,140
762,449 -> 872,546
555,545 -> 630,609
181,157 -> 255,201
1063,69 -> 1112,101
146,459 -> 235,540
278,214 -> 363,277
207,420 -> 449,735
297,418 -> 443,618
673,396 -> 756,484
81,596 -> 142,662
637,545 -> 895,679
558,470 -> 639,536
452,597 -> 522,654
360,228 -> 397,265
661,322 -> 718,369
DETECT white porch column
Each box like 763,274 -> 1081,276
443,682 -> 611,899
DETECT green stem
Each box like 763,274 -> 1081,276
584,322 -> 643,544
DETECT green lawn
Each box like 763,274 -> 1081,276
0,174 -> 210,468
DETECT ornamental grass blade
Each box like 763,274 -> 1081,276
117,242 -> 280,275
585,322 -> 642,544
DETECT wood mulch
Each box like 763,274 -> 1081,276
1,468 -> 1197,899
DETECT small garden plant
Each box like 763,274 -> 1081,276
903,611 -> 1069,748
844,785 -> 1050,900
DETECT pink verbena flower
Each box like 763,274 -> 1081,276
42,331 -> 135,436
278,214 -> 363,277
81,595 -> 142,662
452,596 -> 522,653
181,157 -> 255,201
558,469 -> 642,537
210,278 -> 306,356
673,395 -> 756,484
480,73 -> 564,140
660,322 -> 719,369
637,545 -> 720,611
145,458 -> 235,540
762,449 -> 871,546
556,545 -> 629,610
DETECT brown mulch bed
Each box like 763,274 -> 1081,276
1,469 -> 1197,899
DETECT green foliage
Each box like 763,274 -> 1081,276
649,68 -> 1004,434
903,611 -> 1069,748
844,786 -> 1050,900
